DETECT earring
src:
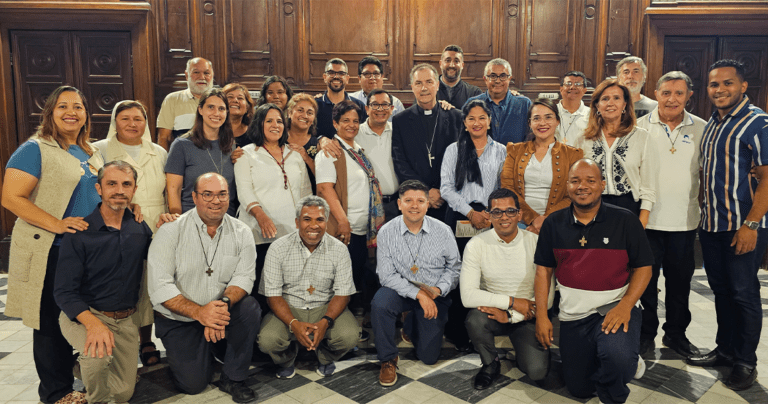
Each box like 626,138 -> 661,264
622,110 -> 625,115
596,111 -> 601,116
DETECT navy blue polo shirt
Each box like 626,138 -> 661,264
316,91 -> 367,139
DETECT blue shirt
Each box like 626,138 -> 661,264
440,137 -> 506,216
316,92 -> 368,139
376,216 -> 461,299
349,89 -> 405,122
54,206 -> 153,320
701,96 -> 768,232
465,91 -> 532,145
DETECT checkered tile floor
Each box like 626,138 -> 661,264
2,270 -> 768,403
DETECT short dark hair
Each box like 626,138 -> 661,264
332,100 -> 362,123
367,88 -> 393,105
487,188 -> 519,210
358,56 -> 383,75
246,103 -> 288,147
255,76 -> 294,108
562,71 -> 588,86
98,160 -> 137,185
528,98 -> 560,122
443,44 -> 464,56
398,179 -> 429,198
709,59 -> 746,82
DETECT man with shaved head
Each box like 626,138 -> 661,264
533,159 -> 654,404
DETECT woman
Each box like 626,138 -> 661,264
234,103 -> 311,306
285,93 -> 319,193
165,88 -> 238,216
255,76 -> 293,110
571,79 -> 658,226
223,82 -> 255,148
2,86 -> 104,404
91,100 -> 167,366
316,100 -> 384,321
501,98 -> 584,234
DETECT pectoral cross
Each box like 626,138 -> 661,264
428,152 -> 435,168
307,285 -> 315,295
670,147 -> 676,154
205,267 -> 213,276
579,236 -> 587,247
410,265 -> 419,274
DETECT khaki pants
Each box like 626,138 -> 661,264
59,309 -> 139,403
258,305 -> 359,367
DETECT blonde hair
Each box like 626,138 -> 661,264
285,93 -> 319,136
583,79 -> 636,140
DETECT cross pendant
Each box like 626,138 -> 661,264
307,285 -> 315,295
579,236 -> 587,247
410,265 -> 419,274
205,267 -> 213,276
670,147 -> 676,154
428,152 -> 435,168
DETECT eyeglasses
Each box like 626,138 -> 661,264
196,191 -> 229,202
531,115 -> 558,124
485,74 -> 510,82
369,103 -> 392,110
361,72 -> 382,79
488,208 -> 520,218
562,82 -> 585,88
325,70 -> 348,78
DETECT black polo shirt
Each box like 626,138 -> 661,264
534,202 -> 654,320
437,77 -> 483,109
316,91 -> 367,139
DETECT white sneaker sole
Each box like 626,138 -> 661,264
635,359 -> 646,379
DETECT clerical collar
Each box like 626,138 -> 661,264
416,103 -> 439,116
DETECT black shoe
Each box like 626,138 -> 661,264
662,335 -> 700,357
725,364 -> 758,391
219,373 -> 256,403
473,360 -> 500,390
686,350 -> 734,367
639,338 -> 655,356
455,341 -> 474,353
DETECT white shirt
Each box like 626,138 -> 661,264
638,108 -> 707,231
355,121 -> 399,196
315,136 -> 370,235
556,101 -> 589,146
524,143 -> 554,216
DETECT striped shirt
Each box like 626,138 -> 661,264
148,209 -> 256,322
701,96 -> 768,232
259,231 -> 356,309
440,137 -> 506,215
376,215 -> 461,300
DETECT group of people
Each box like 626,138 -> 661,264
2,42 -> 767,404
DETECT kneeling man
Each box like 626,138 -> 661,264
462,188 -> 552,390
258,195 -> 359,379
148,173 -> 261,403
55,161 -> 153,404
534,159 -> 653,404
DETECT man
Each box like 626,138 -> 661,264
349,56 -> 405,121
372,180 -> 461,386
437,44 -> 483,109
534,159 -> 653,404
557,71 -> 590,145
157,57 -> 214,149
257,196 -> 359,378
466,58 -> 532,145
686,59 -> 768,391
356,88 -> 400,221
148,173 -> 260,402
636,71 -> 706,358
461,188 -> 550,390
392,63 -> 463,220
54,161 -> 152,404
316,58 -> 367,138
616,56 -> 657,118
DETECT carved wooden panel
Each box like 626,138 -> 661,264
226,0 -> 271,84
663,36 -> 716,119
576,0 -> 601,87
604,0 -> 634,80
158,0 -> 194,82
720,36 -> 768,114
499,0 -> 522,90
523,0 -> 571,90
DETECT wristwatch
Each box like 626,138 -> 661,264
321,315 -> 335,328
221,296 -> 231,311
744,220 -> 760,231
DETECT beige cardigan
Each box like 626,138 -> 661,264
6,135 -> 103,330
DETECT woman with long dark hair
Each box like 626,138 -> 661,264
165,88 -> 238,216
255,76 -> 294,110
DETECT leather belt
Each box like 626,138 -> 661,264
99,307 -> 136,320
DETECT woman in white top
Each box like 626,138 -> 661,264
571,79 -> 658,226
234,103 -> 311,304
92,100 -> 167,366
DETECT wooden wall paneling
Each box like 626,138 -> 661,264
574,0 -> 601,89
720,36 -> 768,114
520,0 -> 571,95
200,0 -> 223,83
225,0 -> 272,89
157,0 -> 195,85
501,0 -> 523,92
662,36 -> 716,118
603,0 -> 632,82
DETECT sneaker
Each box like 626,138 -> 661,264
276,366 -> 295,379
55,391 -> 87,404
316,362 -> 336,377
379,356 -> 399,387
634,358 -> 646,379
218,373 -> 256,403
359,330 -> 370,342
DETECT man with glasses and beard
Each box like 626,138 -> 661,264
157,57 -> 215,150
349,56 -> 405,121
437,44 -> 482,109
616,56 -> 657,119
316,58 -> 367,139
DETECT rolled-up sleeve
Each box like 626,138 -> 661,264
227,226 -> 256,294
261,238 -> 285,297
54,234 -> 90,321
332,243 -> 356,296
147,224 -> 183,307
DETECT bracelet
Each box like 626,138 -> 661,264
288,318 -> 298,333
509,297 -> 515,309
246,201 -> 261,212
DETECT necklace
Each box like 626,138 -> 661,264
655,114 -> 684,154
196,223 -> 223,276
266,146 -> 289,189
406,231 -> 425,274
206,145 -> 224,175
575,213 -> 597,247
425,108 -> 440,167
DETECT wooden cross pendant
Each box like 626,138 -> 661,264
579,236 -> 587,247
410,265 -> 419,274
307,285 -> 315,295
205,267 -> 213,276
427,152 -> 435,167
670,147 -> 676,154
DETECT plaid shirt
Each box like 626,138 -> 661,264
259,231 -> 356,309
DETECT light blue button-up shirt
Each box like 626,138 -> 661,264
465,91 -> 532,145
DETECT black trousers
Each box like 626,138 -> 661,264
33,245 -> 76,403
640,230 -> 696,340
348,233 -> 378,313
253,243 -> 271,315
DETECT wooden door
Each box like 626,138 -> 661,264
11,30 -> 133,142
720,36 -> 768,114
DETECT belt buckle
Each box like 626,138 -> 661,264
114,308 -> 133,319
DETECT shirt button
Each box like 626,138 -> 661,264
556,162 -> 560,165
556,155 -> 560,159
33,234 -> 41,240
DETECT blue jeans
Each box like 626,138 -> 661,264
560,306 -> 641,404
371,287 -> 450,365
699,228 -> 768,367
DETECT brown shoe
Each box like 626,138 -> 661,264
379,356 -> 399,387
55,391 -> 87,404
